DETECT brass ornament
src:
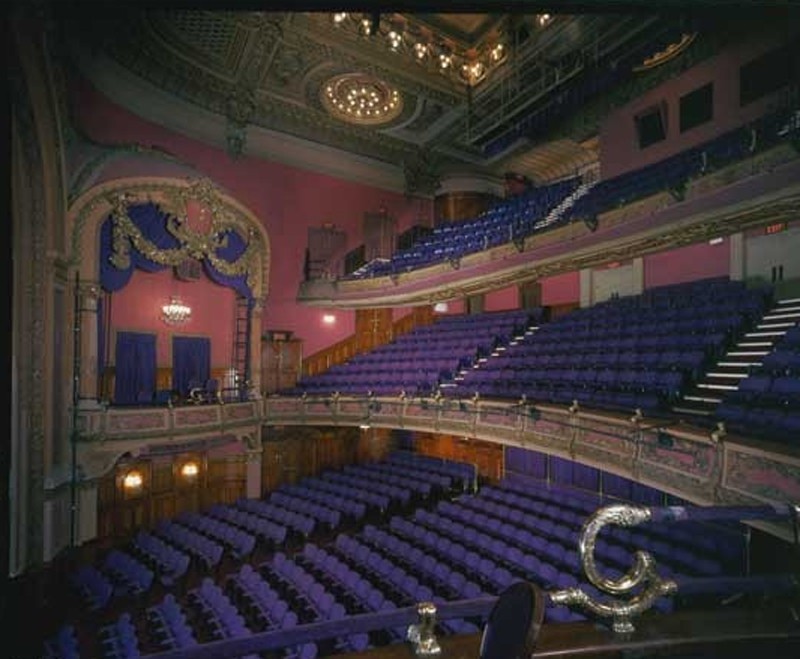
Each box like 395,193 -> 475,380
550,503 -> 678,633
106,179 -> 261,296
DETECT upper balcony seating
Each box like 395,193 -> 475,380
343,178 -> 581,279
716,320 -> 800,443
451,278 -> 771,414
291,309 -> 536,397
342,106 -> 799,282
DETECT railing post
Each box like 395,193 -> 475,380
407,601 -> 442,657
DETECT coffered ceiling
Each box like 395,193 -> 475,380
57,5 -> 711,192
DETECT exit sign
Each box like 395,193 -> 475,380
765,222 -> 787,235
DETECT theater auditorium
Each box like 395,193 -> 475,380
8,2 -> 800,658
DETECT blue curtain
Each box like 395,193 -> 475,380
100,203 -> 254,300
172,336 -> 211,396
203,229 -> 252,299
550,456 -> 574,485
573,463 -> 600,491
100,203 -> 178,292
505,447 -> 547,479
114,332 -> 157,405
603,473 -> 633,500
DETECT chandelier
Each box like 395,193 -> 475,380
321,73 -> 403,125
162,296 -> 192,325
329,12 -> 509,88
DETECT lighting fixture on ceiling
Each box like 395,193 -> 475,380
162,295 -> 192,325
327,12 -> 514,88
321,73 -> 404,125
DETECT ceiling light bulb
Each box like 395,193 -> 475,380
333,12 -> 348,25
414,43 -> 428,60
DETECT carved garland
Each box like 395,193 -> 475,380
71,178 -> 268,300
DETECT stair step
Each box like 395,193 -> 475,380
717,361 -> 762,367
727,350 -> 770,357
776,298 -> 800,305
705,372 -> 749,378
672,406 -> 714,416
697,383 -> 738,391
736,341 -> 775,347
756,322 -> 797,329
683,395 -> 723,404
761,312 -> 800,321
744,331 -> 786,338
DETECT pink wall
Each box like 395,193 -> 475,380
540,272 -> 580,306
600,30 -> 795,179
644,240 -> 730,289
109,268 -> 235,367
71,77 -> 426,357
484,285 -> 519,312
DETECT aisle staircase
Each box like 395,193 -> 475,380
673,297 -> 800,417
535,180 -> 597,231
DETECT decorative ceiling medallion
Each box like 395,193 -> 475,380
321,73 -> 403,125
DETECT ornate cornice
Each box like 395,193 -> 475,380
68,176 -> 272,301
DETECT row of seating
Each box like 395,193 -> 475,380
349,107 -> 798,281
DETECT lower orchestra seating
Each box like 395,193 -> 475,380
45,451 -> 750,659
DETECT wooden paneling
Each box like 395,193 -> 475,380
434,191 -> 496,224
303,306 -> 435,378
261,337 -> 303,395
95,449 -> 245,544
355,308 -> 393,353
260,426 -> 371,497
413,432 -> 503,481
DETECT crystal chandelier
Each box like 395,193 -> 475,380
162,296 -> 192,325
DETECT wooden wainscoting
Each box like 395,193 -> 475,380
96,448 -> 246,543
260,426 -> 392,497
413,431 -> 504,481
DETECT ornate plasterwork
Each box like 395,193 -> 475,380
320,73 -> 403,126
11,37 -> 49,567
68,177 -> 271,301
107,178 -> 262,296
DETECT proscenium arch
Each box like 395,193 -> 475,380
67,176 -> 271,402
67,176 -> 271,299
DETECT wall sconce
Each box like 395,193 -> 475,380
162,296 -> 192,325
180,461 -> 199,479
322,313 -> 336,325
123,470 -> 143,490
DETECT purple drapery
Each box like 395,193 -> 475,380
505,446 -> 547,478
99,202 -> 253,300
114,331 -> 157,404
172,336 -> 211,396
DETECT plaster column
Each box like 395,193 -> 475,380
631,257 -> 645,296
729,232 -> 745,281
248,298 -> 264,399
77,280 -> 103,407
78,482 -> 98,544
245,449 -> 262,498
579,268 -> 593,308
